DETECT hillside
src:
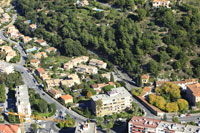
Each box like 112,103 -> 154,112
14,0 -> 200,81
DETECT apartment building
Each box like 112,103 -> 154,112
128,116 -> 200,133
152,0 -> 170,8
68,74 -> 81,85
186,83 -> 200,106
64,56 -> 89,70
15,85 -> 32,117
76,64 -> 98,75
91,87 -> 132,116
89,59 -> 107,69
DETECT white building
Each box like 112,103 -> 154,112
91,87 -> 132,116
15,85 -> 32,118
152,0 -> 170,8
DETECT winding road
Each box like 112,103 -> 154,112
0,11 -> 87,132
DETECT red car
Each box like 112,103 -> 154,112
187,114 -> 191,117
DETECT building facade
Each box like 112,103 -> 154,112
128,116 -> 200,133
186,83 -> 200,106
91,87 -> 132,116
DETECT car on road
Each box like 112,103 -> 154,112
187,114 -> 191,117
42,93 -> 45,95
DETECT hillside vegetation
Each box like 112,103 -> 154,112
14,0 -> 200,81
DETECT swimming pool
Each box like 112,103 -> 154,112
26,47 -> 38,52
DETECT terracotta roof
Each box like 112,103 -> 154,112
108,82 -> 115,86
0,124 -> 20,133
153,0 -> 169,2
187,83 -> 200,97
61,94 -> 73,101
37,39 -> 45,43
141,74 -> 149,79
129,116 -> 161,129
30,59 -> 40,63
36,68 -> 45,74
143,87 -> 151,93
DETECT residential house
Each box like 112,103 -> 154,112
45,79 -> 62,90
76,0 -> 89,7
60,94 -> 73,104
141,87 -> 152,97
75,122 -> 97,133
7,25 -> 19,38
155,79 -> 198,90
35,67 -> 50,80
68,74 -> 81,85
0,45 -> 16,62
61,79 -> 75,88
101,73 -> 111,81
48,89 -> 62,99
34,52 -> 47,59
29,24 -> 37,30
6,51 -> 17,62
152,0 -> 170,8
186,83 -> 200,106
89,59 -> 107,69
141,74 -> 149,84
15,85 -> 32,117
76,64 -> 98,75
30,59 -> 40,68
64,56 -> 89,70
91,87 -> 132,116
0,124 -> 21,133
22,36 -> 32,43
36,39 -> 48,46
91,83 -> 107,94
0,8 -> 4,13
108,82 -> 115,87
46,47 -> 57,54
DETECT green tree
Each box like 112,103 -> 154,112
177,99 -> 188,112
87,90 -> 93,99
172,117 -> 179,123
137,9 -> 147,21
166,102 -> 179,112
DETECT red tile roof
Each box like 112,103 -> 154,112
36,68 -> 45,74
187,83 -> 200,97
129,116 -> 161,129
141,74 -> 149,79
0,124 -> 20,133
61,94 -> 73,101
108,82 -> 115,86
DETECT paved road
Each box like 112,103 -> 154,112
0,13 -> 87,132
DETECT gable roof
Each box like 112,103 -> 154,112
61,94 -> 73,101
187,83 -> 200,97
